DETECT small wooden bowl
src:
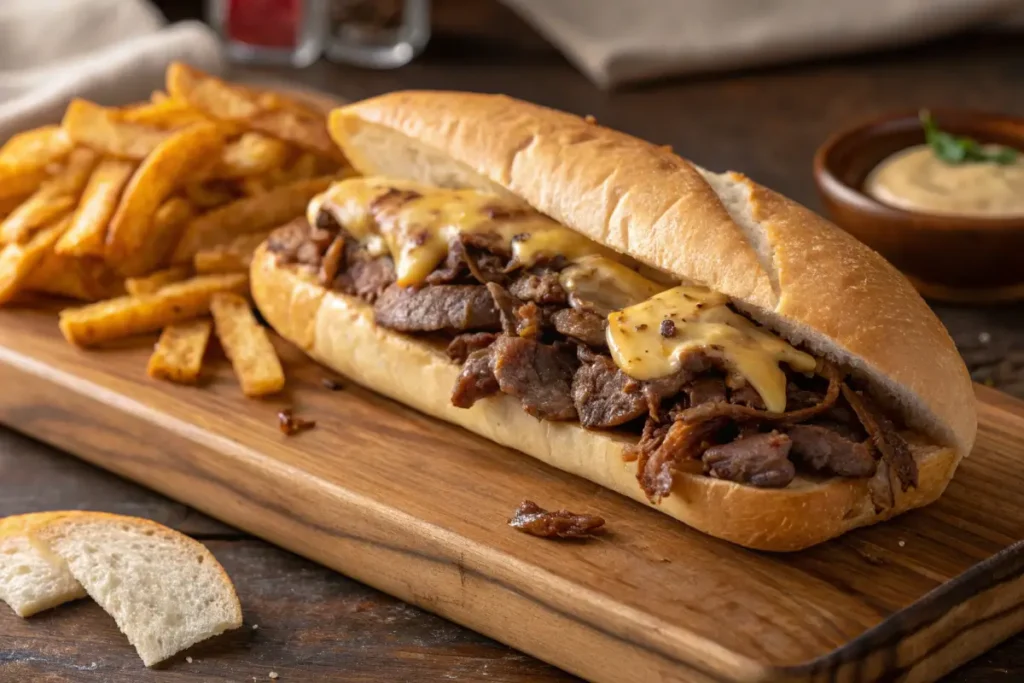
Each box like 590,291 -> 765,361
813,110 -> 1024,303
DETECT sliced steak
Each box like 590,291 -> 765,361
374,284 -> 500,332
451,349 -> 499,408
572,355 -> 646,428
427,236 -> 509,285
728,376 -> 766,409
841,385 -> 918,490
485,282 -> 523,336
550,308 -> 607,348
447,332 -> 498,363
334,254 -> 396,302
702,432 -> 795,488
508,500 -> 605,539
490,336 -> 578,421
786,424 -> 876,477
509,271 -> 567,305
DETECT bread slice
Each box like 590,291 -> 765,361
0,512 -> 86,617
30,512 -> 243,666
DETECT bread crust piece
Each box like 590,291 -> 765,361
328,92 -> 976,463
252,245 -> 959,551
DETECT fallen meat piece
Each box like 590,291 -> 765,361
508,500 -> 605,539
841,384 -> 918,490
374,284 -> 500,332
787,424 -> 876,477
278,409 -> 316,435
702,431 -> 795,488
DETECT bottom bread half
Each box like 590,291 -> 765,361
251,245 -> 958,551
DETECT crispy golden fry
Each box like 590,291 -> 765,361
121,99 -> 209,129
124,265 -> 192,296
0,195 -> 74,245
210,292 -> 284,397
147,319 -> 212,384
25,252 -> 125,301
151,90 -> 169,103
0,193 -> 31,221
62,99 -> 173,160
106,124 -> 224,275
116,196 -> 197,277
215,133 -> 290,178
171,176 -> 330,264
0,167 -> 50,202
237,176 -> 269,197
193,231 -> 270,274
184,180 -> 237,209
167,62 -> 344,163
55,158 -> 136,257
0,215 -> 72,305
0,125 -> 73,170
57,272 -> 248,346
0,148 -> 98,244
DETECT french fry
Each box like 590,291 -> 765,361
0,193 -> 31,221
121,99 -> 209,129
167,62 -> 344,163
0,215 -> 72,305
194,231 -> 270,274
215,133 -> 290,179
125,265 -> 192,296
147,319 -> 212,384
0,148 -> 98,244
210,292 -> 284,397
237,176 -> 269,197
55,158 -> 136,257
62,99 -> 173,160
184,180 -> 238,209
0,125 -> 73,170
0,167 -> 50,202
106,124 -> 224,275
171,176 -> 331,263
151,90 -> 169,103
57,272 -> 248,346
25,252 -> 125,301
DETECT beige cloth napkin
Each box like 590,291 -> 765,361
502,0 -> 1024,88
0,0 -> 224,141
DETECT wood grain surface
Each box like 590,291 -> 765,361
0,304 -> 1021,683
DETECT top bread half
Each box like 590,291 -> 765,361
327,91 -> 976,461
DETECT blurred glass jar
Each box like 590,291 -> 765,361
327,0 -> 430,69
207,0 -> 329,68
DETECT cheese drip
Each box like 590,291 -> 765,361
310,177 -> 620,287
606,286 -> 817,413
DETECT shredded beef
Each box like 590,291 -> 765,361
841,385 -> 918,490
572,355 -> 646,428
551,308 -> 607,348
677,362 -> 842,425
686,376 -> 728,408
703,432 -> 795,488
638,418 -> 727,500
490,336 -> 579,420
427,236 -> 508,285
786,424 -> 876,477
508,500 -> 605,539
728,376 -> 766,409
485,282 -> 522,336
334,255 -> 396,302
374,284 -> 500,332
447,332 -> 498,363
451,349 -> 499,408
509,271 -> 567,305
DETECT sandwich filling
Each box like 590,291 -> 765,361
268,177 -> 920,509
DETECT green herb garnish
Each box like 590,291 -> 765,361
920,110 -> 1018,165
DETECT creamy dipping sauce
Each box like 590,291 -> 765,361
865,144 -> 1024,218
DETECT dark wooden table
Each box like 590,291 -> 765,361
3,2 -> 1024,680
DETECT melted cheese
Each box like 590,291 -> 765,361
311,177 -> 618,286
606,286 -> 816,413
559,255 -> 669,314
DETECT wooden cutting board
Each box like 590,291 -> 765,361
0,304 -> 1021,683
